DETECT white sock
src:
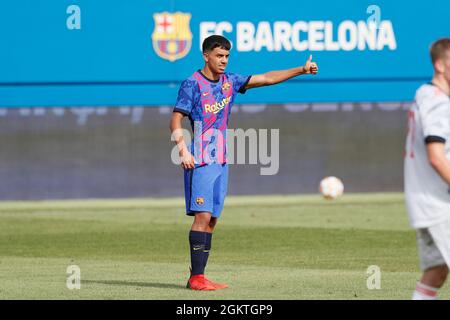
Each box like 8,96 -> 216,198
412,282 -> 439,300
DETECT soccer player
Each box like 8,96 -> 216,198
170,35 -> 318,291
404,38 -> 450,300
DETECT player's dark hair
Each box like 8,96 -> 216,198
430,38 -> 450,64
202,35 -> 231,53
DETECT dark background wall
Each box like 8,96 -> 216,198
0,103 -> 408,200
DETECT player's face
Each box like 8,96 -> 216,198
443,54 -> 450,84
204,48 -> 229,74
436,52 -> 450,84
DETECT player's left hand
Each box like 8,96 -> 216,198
304,55 -> 318,75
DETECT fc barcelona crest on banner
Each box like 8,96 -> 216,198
152,12 -> 192,62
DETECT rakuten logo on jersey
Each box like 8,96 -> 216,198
204,96 -> 231,114
200,20 -> 396,52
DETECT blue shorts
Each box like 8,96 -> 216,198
184,163 -> 229,218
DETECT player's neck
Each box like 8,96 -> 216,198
431,75 -> 450,95
201,66 -> 221,81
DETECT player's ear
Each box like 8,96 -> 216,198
203,52 -> 209,63
435,59 -> 445,73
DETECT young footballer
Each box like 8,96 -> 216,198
404,38 -> 450,300
170,35 -> 318,291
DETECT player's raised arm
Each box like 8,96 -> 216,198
245,55 -> 318,90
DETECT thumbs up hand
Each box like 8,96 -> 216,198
304,54 -> 318,74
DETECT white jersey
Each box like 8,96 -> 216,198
404,83 -> 450,229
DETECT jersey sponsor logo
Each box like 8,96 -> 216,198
152,12 -> 192,62
195,197 -> 204,205
204,96 -> 231,114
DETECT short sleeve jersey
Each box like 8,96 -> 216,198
404,83 -> 450,228
174,70 -> 251,165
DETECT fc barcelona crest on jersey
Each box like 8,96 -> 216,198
151,12 -> 192,62
221,82 -> 231,92
196,197 -> 205,205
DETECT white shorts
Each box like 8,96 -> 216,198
416,219 -> 450,271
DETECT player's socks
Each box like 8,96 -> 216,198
203,232 -> 212,270
201,232 -> 228,289
412,282 -> 439,300
189,230 -> 207,275
187,231 -> 216,291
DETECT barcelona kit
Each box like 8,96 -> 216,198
174,70 -> 251,217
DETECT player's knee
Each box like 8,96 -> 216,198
209,218 -> 218,228
193,212 -> 212,229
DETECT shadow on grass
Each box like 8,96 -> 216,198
83,279 -> 185,290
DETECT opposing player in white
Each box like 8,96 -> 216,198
404,38 -> 450,300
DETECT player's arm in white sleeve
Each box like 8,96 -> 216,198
245,55 -> 318,90
421,96 -> 450,186
427,142 -> 450,185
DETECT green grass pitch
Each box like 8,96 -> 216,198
0,193 -> 448,300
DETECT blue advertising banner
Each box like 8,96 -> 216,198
0,0 -> 448,107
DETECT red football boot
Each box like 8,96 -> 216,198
186,274 -> 216,291
204,277 -> 228,290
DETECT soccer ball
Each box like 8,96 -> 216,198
319,176 -> 344,200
